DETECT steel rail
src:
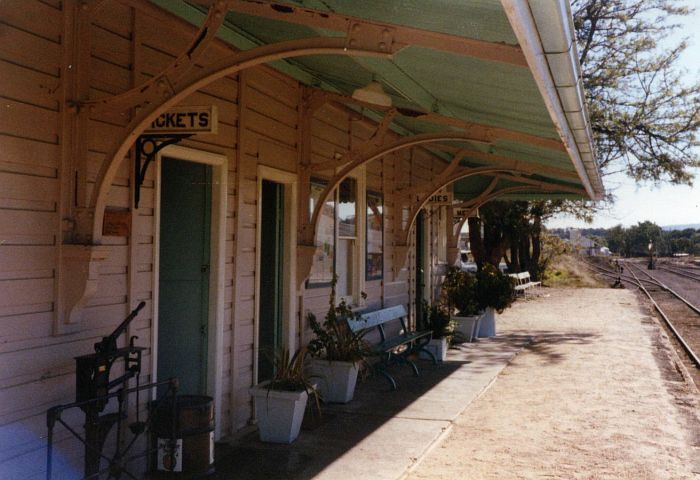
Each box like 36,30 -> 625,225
657,265 -> 700,282
579,258 -> 655,287
625,262 -> 700,317
624,262 -> 700,369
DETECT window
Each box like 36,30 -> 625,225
336,177 -> 357,299
366,191 -> 383,280
307,173 -> 366,304
307,178 -> 334,288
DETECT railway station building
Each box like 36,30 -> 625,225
0,0 -> 604,477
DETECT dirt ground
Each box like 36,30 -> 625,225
406,288 -> 700,480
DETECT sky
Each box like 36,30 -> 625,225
546,0 -> 700,230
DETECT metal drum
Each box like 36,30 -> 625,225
150,395 -> 215,478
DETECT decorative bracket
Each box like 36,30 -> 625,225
56,244 -> 109,334
134,134 -> 191,208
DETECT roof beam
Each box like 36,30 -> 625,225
196,0 -> 527,67
426,143 -> 578,181
322,91 -> 566,153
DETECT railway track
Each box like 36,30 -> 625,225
582,258 -> 700,371
657,264 -> 700,282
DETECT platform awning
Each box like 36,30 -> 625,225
153,0 -> 604,202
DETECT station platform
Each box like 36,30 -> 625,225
216,289 -> 700,479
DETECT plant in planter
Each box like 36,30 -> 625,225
307,277 -> 369,403
440,266 -> 482,342
420,301 -> 453,362
249,347 -> 320,443
475,263 -> 516,337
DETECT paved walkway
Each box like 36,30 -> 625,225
407,288 -> 700,479
217,288 -> 700,479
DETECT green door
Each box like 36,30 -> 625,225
415,210 -> 426,329
158,158 -> 212,395
257,180 -> 284,382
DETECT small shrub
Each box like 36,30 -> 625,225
307,276 -> 369,364
475,263 -> 516,313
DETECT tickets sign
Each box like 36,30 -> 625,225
144,105 -> 218,135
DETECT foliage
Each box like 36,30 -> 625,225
470,1 -> 700,282
475,264 -> 516,313
600,221 -> 700,256
424,301 -> 452,340
267,347 -> 316,393
440,266 -> 480,316
573,0 -> 700,185
307,276 -> 369,364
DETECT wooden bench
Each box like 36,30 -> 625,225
346,305 -> 436,390
509,271 -> 541,295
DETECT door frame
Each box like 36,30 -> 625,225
152,145 -> 227,439
253,165 -> 298,385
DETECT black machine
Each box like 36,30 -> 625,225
46,302 -> 180,480
73,301 -> 146,477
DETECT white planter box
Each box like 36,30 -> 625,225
419,337 -> 447,362
477,307 -> 496,337
249,382 -> 309,443
310,359 -> 359,404
453,313 -> 483,342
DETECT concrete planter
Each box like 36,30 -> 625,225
249,382 -> 309,443
477,307 -> 496,337
453,313 -> 483,342
309,359 -> 359,404
420,337 -> 448,362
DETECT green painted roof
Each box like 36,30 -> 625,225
152,0 -> 594,201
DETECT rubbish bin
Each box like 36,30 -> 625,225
150,395 -> 215,478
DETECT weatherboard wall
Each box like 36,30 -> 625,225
0,1 -> 452,476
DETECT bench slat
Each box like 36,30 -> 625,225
378,330 -> 431,352
348,304 -> 407,332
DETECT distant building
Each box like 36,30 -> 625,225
569,229 -> 601,256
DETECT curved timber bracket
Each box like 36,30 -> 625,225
86,36 -> 395,244
56,245 -> 110,334
80,2 -> 228,114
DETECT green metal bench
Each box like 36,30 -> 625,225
347,305 -> 437,390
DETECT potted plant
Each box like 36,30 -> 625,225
440,266 -> 482,342
249,347 -> 319,443
475,263 -> 516,337
307,277 -> 369,403
420,302 -> 452,362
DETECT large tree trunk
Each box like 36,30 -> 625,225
507,236 -> 519,272
468,217 -> 484,268
483,222 -> 508,268
530,213 -> 542,280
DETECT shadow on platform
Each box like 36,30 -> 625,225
213,334 -> 531,480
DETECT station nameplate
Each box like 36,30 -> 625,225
426,191 -> 453,206
144,105 -> 218,135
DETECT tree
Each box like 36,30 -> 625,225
468,2 -> 700,268
572,0 -> 700,185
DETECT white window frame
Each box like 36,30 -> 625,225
335,168 -> 366,306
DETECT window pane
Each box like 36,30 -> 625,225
308,178 -> 334,287
338,177 -> 356,237
366,191 -> 383,280
336,238 -> 354,298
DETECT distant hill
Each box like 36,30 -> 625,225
662,223 -> 700,231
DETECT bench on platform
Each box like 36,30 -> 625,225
509,271 -> 541,295
346,305 -> 437,390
